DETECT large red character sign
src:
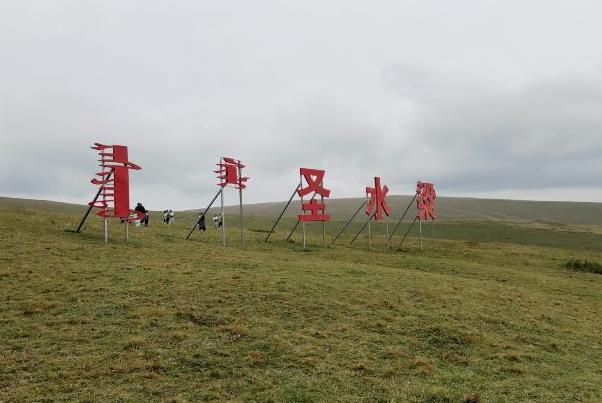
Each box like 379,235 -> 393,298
89,143 -> 143,220
416,181 -> 436,220
366,177 -> 391,220
298,168 -> 331,222
215,157 -> 248,189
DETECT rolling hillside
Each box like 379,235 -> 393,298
220,196 -> 602,225
3,195 -> 602,225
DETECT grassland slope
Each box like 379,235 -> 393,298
1,199 -> 601,401
4,195 -> 602,225
225,196 -> 602,225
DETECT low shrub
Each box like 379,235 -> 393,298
564,259 -> 602,274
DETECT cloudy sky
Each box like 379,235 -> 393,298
1,1 -> 601,210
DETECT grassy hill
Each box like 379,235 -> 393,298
225,196 -> 602,225
1,197 -> 601,401
4,194 -> 602,226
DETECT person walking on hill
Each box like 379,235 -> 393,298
198,211 -> 206,232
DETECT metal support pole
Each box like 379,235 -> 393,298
386,216 -> 390,248
367,194 -> 371,250
286,220 -> 300,241
301,171 -> 306,250
124,220 -> 129,243
330,200 -> 367,244
398,216 -> 418,249
321,193 -> 325,246
387,194 -> 417,247
350,211 -> 376,244
185,187 -> 223,240
221,186 -> 226,246
238,165 -> 244,248
104,218 -> 108,243
432,220 -> 436,249
75,170 -> 113,233
264,183 -> 301,243
419,219 -> 423,251
368,218 -> 371,249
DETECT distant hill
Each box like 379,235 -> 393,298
2,195 -> 602,225
0,197 -> 87,214
221,196 -> 602,225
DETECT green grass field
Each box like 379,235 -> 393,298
1,198 -> 601,402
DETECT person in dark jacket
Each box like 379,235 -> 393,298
135,203 -> 149,227
198,211 -> 206,231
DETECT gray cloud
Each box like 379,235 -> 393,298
381,68 -> 602,193
1,1 -> 602,209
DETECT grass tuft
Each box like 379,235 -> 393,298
564,259 -> 602,274
462,393 -> 481,403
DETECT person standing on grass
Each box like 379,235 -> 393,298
135,202 -> 149,227
168,209 -> 175,224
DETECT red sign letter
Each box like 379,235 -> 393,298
297,168 -> 331,221
416,181 -> 437,220
365,176 -> 391,220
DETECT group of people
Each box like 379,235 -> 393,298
133,203 -> 222,232
133,203 -> 175,227
197,211 -> 223,231
163,209 -> 175,224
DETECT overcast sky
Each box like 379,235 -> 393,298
1,1 -> 601,210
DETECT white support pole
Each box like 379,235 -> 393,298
125,219 -> 129,243
104,218 -> 108,243
321,193 -> 325,246
386,215 -> 390,248
419,219 -> 423,251
367,194 -> 371,250
238,165 -> 244,248
220,185 -> 226,247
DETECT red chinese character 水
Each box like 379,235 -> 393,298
365,176 -> 391,220
416,181 -> 436,220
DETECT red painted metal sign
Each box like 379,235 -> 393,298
215,157 -> 249,189
416,181 -> 437,220
298,168 -> 331,221
365,176 -> 391,220
89,143 -> 143,220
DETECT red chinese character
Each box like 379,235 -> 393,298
298,168 -> 331,198
299,199 -> 330,221
365,176 -> 391,220
416,181 -> 436,220
297,168 -> 331,221
89,143 -> 143,220
215,157 -> 249,189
